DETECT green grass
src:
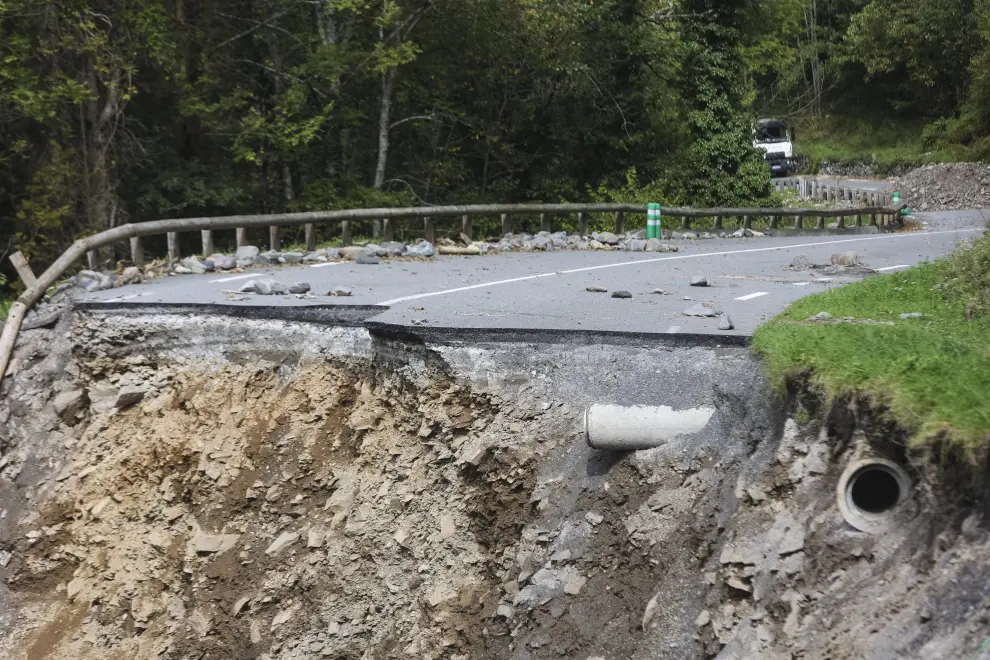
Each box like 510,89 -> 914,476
752,233 -> 990,454
795,115 -> 982,172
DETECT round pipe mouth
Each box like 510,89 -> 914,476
837,458 -> 911,532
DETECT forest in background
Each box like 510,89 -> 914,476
2,0 -> 990,272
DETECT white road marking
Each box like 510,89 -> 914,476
103,292 -> 152,302
876,264 -> 911,272
210,274 -> 256,283
735,292 -> 769,301
793,282 -> 811,286
665,326 -> 681,334
309,262 -> 343,268
370,227 -> 980,305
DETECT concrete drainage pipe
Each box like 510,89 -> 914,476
584,404 -> 714,451
837,457 -> 912,532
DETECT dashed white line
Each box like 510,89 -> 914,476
371,227 -> 981,305
793,282 -> 811,286
876,264 -> 911,272
210,274 -> 256,283
735,292 -> 769,301
309,262 -> 343,268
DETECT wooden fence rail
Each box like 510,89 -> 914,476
0,200 -> 905,389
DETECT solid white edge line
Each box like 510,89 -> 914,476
735,292 -> 769,301
377,228 -> 982,305
876,264 -> 911,272
665,326 -> 681,334
210,274 -> 257,283
309,262 -> 343,268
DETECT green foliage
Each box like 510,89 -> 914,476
753,234 -> 990,454
7,0 -> 989,276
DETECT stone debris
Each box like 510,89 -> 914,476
192,531 -> 240,554
611,291 -> 633,299
73,270 -> 115,292
326,287 -> 353,297
683,303 -> 721,317
690,276 -> 709,287
807,312 -> 832,321
188,607 -> 213,637
212,254 -> 237,270
238,278 -> 288,295
287,282 -> 311,294
584,511 -> 604,526
355,251 -> 380,265
53,389 -> 87,419
900,312 -> 925,320
894,162 -> 990,211
406,241 -> 436,257
789,255 -> 813,270
440,514 -> 456,540
119,266 -> 143,284
718,314 -> 734,331
265,531 -> 300,556
564,575 -> 587,595
586,286 -> 608,293
236,245 -> 260,260
830,252 -> 858,266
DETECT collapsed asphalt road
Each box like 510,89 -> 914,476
79,214 -> 984,338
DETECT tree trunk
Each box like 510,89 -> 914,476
372,67 -> 397,238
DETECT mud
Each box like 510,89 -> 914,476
2,312 -> 990,660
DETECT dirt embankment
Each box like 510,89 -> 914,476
2,313 -> 990,660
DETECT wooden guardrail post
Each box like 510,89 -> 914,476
540,213 -> 550,233
501,213 -> 512,236
130,237 -> 145,267
87,250 -> 98,270
341,220 -> 352,245
769,215 -> 778,229
167,232 -> 180,263
305,223 -> 316,251
461,215 -> 472,241
816,216 -> 826,230
743,215 -> 753,229
795,215 -> 804,229
614,211 -> 624,234
383,218 -> 395,242
269,226 -> 281,251
236,228 -> 247,248
201,230 -> 214,258
713,215 -> 723,230
424,217 -> 435,244
577,212 -> 587,237
9,252 -> 37,288
680,215 -> 690,230
837,214 -> 845,229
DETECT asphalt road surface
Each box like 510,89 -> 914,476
80,209 -> 985,339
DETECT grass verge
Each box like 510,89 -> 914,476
795,115 -> 982,172
752,233 -> 990,454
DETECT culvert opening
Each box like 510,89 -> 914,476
838,457 -> 912,531
849,466 -> 901,514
